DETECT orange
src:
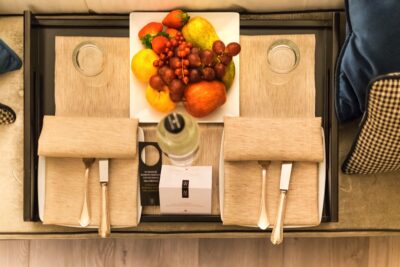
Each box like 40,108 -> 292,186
131,49 -> 159,83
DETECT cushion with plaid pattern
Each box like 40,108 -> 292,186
342,73 -> 400,175
0,103 -> 16,125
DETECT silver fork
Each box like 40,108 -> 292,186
257,161 -> 270,230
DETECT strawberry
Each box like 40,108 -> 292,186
165,28 -> 179,38
138,22 -> 163,48
151,36 -> 169,54
162,10 -> 190,29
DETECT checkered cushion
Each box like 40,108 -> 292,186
342,73 -> 400,174
0,103 -> 16,125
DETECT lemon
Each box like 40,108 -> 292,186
131,49 -> 159,83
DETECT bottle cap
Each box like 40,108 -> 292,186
164,113 -> 185,134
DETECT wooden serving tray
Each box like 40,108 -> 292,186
23,12 -> 342,223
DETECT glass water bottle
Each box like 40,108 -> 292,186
156,112 -> 200,167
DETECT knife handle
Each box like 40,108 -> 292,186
99,183 -> 110,238
271,191 -> 287,245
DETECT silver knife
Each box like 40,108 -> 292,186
271,162 -> 293,245
99,159 -> 110,238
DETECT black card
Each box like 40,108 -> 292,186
138,142 -> 162,206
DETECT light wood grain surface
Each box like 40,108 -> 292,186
1,237 -> 399,267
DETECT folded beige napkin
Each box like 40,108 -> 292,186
223,117 -> 323,227
38,116 -> 139,227
38,116 -> 137,158
224,117 -> 323,162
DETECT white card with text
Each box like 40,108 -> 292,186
159,165 -> 212,215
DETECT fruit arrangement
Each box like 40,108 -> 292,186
131,10 -> 241,118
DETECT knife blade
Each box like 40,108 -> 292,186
271,162 -> 293,245
99,159 -> 109,183
279,162 -> 293,191
99,159 -> 110,238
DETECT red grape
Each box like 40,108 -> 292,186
169,57 -> 181,69
156,33 -> 194,85
202,67 -> 215,81
149,75 -> 165,90
191,47 -> 200,54
219,54 -> 232,65
161,67 -> 176,85
170,38 -> 178,47
175,68 -> 182,76
177,51 -> 184,57
214,63 -> 226,79
189,69 -> 202,83
158,65 -> 169,76
188,53 -> 201,67
169,79 -> 185,102
212,40 -> 225,55
182,76 -> 189,85
200,49 -> 214,66
226,42 -> 241,57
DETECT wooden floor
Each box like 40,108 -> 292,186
0,237 -> 399,267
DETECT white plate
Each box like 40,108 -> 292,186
219,128 -> 326,228
38,128 -> 145,227
129,12 -> 240,123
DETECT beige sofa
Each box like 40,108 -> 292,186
0,0 -> 344,14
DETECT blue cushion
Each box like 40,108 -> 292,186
0,38 -> 22,75
336,0 -> 400,122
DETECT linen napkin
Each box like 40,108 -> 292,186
224,117 -> 323,162
38,116 -> 137,158
223,117 -> 323,227
38,116 -> 139,227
